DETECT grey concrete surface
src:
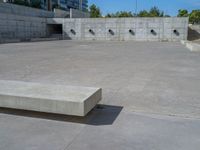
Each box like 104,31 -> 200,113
0,80 -> 101,116
0,41 -> 200,150
0,108 -> 200,150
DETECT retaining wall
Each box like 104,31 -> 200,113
0,13 -> 47,43
48,17 -> 188,41
70,8 -> 90,18
54,8 -> 89,18
0,16 -> 189,43
54,8 -> 70,18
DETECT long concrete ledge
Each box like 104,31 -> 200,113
186,42 -> 200,52
0,80 -> 102,116
181,40 -> 200,52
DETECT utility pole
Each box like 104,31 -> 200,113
79,0 -> 82,11
135,0 -> 138,16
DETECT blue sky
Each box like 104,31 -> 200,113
88,0 -> 200,16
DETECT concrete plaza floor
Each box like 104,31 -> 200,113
0,40 -> 200,150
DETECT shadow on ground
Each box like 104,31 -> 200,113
188,27 -> 200,41
0,104 -> 123,126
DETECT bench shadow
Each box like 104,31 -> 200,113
0,104 -> 123,126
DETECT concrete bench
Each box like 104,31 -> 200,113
0,80 -> 102,116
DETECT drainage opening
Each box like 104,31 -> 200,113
47,24 -> 63,38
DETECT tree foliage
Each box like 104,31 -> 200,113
106,7 -> 165,18
12,0 -> 41,9
189,10 -> 200,24
149,6 -> 164,17
30,0 -> 41,8
177,9 -> 200,24
137,7 -> 164,17
13,0 -> 29,6
177,9 -> 189,17
89,4 -> 102,18
105,11 -> 134,18
137,10 -> 149,17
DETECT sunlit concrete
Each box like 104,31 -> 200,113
0,40 -> 200,150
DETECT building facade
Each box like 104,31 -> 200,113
2,0 -> 88,12
41,0 -> 88,11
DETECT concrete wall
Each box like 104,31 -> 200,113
0,16 -> 188,43
54,8 -> 89,18
0,3 -> 54,18
48,17 -> 188,41
70,8 -> 90,18
0,13 -> 47,43
54,8 -> 70,18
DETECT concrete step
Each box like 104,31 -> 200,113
186,42 -> 200,52
30,37 -> 60,42
0,39 -> 21,44
181,40 -> 200,52
50,34 -> 63,39
0,80 -> 102,116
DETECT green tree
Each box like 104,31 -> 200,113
116,11 -> 134,17
164,14 -> 171,17
149,6 -> 164,17
105,13 -> 112,18
189,10 -> 200,24
137,7 -> 164,17
177,9 -> 189,17
137,10 -> 149,17
105,13 -> 117,18
89,4 -> 101,18
13,0 -> 29,6
30,0 -> 41,8
106,11 -> 134,18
